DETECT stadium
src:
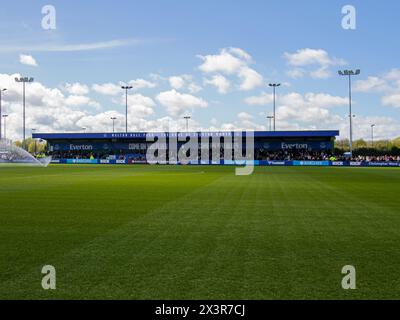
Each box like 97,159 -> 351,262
1,1 -> 400,308
32,130 -> 400,167
34,130 -> 339,164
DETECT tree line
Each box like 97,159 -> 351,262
335,137 -> 400,156
14,138 -> 47,154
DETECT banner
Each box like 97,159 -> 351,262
292,160 -> 330,166
54,159 -> 400,167
66,159 -> 98,164
367,162 -> 400,167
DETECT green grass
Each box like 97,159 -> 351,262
0,164 -> 400,299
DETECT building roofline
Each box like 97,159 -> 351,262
33,130 -> 340,140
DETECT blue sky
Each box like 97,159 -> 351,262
0,0 -> 399,140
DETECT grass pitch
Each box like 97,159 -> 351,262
0,164 -> 399,300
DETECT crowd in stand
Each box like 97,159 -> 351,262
0,152 -> 15,161
256,151 -> 400,162
347,155 -> 400,162
48,149 -> 400,162
255,149 -> 333,161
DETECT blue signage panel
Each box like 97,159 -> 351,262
255,141 -> 333,151
292,160 -> 330,166
65,159 -> 99,164
367,162 -> 400,167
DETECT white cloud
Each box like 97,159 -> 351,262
237,112 -> 253,121
238,67 -> 263,90
198,47 -> 263,91
149,73 -> 166,82
76,110 -> 125,132
310,67 -> 331,79
168,75 -> 202,93
2,39 -> 152,53
0,73 -> 158,138
245,86 -> 315,108
65,95 -> 91,106
210,118 -> 218,126
385,69 -> 400,81
204,75 -> 231,94
284,48 -> 346,79
19,54 -> 38,67
382,94 -> 400,108
354,76 -> 389,92
351,116 -> 400,140
207,113 -> 268,132
187,82 -> 202,93
128,78 -> 156,90
284,48 -> 345,67
244,92 -> 273,106
92,79 -> 156,96
92,83 -> 121,96
245,91 -> 349,131
286,68 -> 305,79
1,67 -> 398,141
354,69 -> 400,94
198,48 -> 245,74
112,93 -> 156,118
169,76 -> 186,89
354,69 -> 400,109
228,47 -> 252,61
126,93 -> 155,117
0,73 -> 95,139
219,123 -> 238,131
302,93 -> 348,108
156,89 -> 208,116
65,95 -> 100,109
239,119 -> 265,131
278,92 -> 347,110
266,91 -> 354,134
64,82 -> 89,95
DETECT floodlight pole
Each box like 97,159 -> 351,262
349,74 -> 353,153
32,128 -> 37,154
2,115 -> 8,140
15,77 -> 34,149
338,69 -> 360,155
111,117 -> 117,133
267,116 -> 274,132
371,124 -> 375,148
121,85 -> 133,133
269,83 -> 281,131
184,116 -> 191,132
0,88 -> 6,140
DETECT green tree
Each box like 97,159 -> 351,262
353,139 -> 368,149
335,139 -> 350,151
392,137 -> 400,148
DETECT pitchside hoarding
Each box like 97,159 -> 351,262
53,159 -> 400,167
